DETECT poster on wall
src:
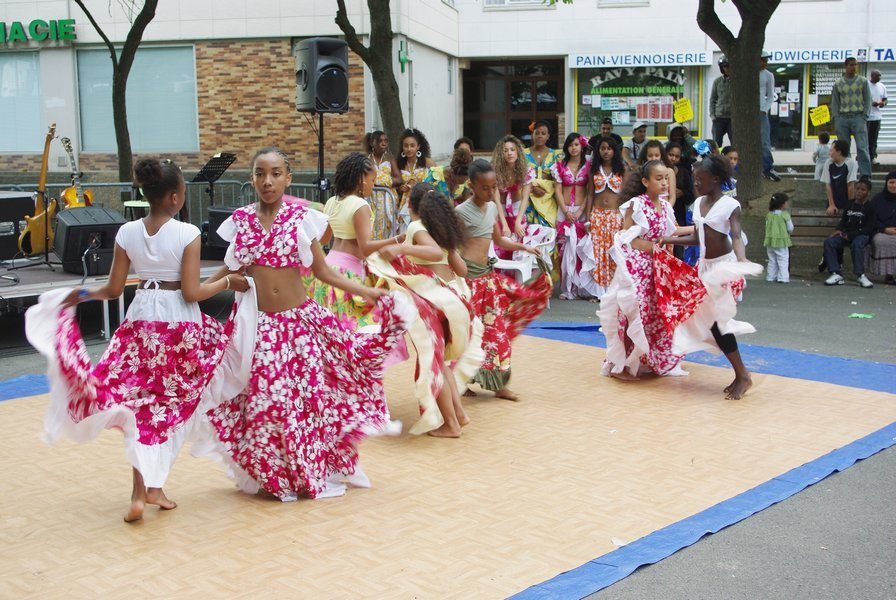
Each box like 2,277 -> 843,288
575,65 -> 700,137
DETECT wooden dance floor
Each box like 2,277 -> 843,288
1,335 -> 895,598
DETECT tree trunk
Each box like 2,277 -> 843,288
727,41 -> 764,204
112,70 -> 133,185
697,0 -> 780,205
335,0 -> 406,154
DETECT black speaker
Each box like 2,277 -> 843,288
0,191 -> 34,260
206,206 -> 238,248
295,37 -> 349,113
54,206 -> 126,275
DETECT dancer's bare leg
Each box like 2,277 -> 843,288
429,368 -> 462,438
724,350 -> 752,400
125,468 -> 146,523
444,364 -> 470,427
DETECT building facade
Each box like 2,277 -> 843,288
1,0 -> 894,175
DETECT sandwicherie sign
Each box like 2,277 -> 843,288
1,19 -> 76,43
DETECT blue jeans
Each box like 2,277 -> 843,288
759,111 -> 774,173
835,114 -> 871,176
824,234 -> 869,276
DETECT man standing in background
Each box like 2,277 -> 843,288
868,69 -> 888,164
710,56 -> 732,147
831,57 -> 872,177
759,51 -> 780,181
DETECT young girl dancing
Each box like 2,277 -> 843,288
664,155 -> 762,400
598,160 -> 706,380
586,136 -> 626,300
368,185 -> 484,437
552,132 -> 594,299
457,159 -> 552,401
25,158 -> 252,522
199,148 -> 412,501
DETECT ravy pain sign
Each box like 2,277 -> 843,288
1,19 -> 76,44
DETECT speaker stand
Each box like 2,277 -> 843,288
8,205 -> 60,272
316,112 -> 329,202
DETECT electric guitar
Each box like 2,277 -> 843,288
60,137 -> 93,208
18,124 -> 58,256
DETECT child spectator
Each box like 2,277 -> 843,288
764,192 -> 793,283
821,139 -> 859,216
823,178 -> 875,288
813,132 -> 831,181
721,145 -> 738,198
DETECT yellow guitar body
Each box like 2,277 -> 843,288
18,123 -> 57,256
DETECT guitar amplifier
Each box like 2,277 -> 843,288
0,191 -> 34,261
55,207 -> 126,275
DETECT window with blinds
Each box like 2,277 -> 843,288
0,52 -> 42,152
77,46 -> 199,152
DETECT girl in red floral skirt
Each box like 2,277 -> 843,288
597,160 -> 706,380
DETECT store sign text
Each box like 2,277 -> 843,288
0,19 -> 76,44
872,48 -> 896,62
767,48 -> 867,64
570,51 -> 710,69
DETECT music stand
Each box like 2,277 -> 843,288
192,152 -> 237,207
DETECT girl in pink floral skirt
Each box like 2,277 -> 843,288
197,148 -> 412,501
26,158 -> 252,522
597,160 -> 706,380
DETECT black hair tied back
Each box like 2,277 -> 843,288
133,158 -> 183,203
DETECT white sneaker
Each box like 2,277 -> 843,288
857,274 -> 874,288
825,273 -> 844,286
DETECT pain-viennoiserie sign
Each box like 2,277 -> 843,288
1,19 -> 76,44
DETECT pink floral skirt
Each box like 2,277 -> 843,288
205,293 -> 411,501
25,288 -> 238,488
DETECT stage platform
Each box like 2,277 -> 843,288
0,258 -> 224,338
0,330 -> 894,598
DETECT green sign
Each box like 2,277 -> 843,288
1,19 -> 76,44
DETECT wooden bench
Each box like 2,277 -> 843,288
790,208 -> 840,247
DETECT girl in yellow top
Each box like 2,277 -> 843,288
309,152 -> 404,330
369,184 -> 484,438
365,130 -> 401,240
524,120 -> 562,228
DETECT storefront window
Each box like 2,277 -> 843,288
806,63 -> 846,139
78,46 -> 199,152
768,63 -> 804,150
0,52 -> 42,152
574,66 -> 702,139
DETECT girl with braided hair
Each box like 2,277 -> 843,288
195,148 -> 413,501
368,184 -> 485,437
307,152 -> 407,330
396,128 -> 436,231
26,157 -> 252,522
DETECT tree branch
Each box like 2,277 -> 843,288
696,0 -> 736,51
118,0 -> 158,79
74,0 -> 118,66
335,0 -> 372,63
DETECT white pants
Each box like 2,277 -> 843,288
766,247 -> 789,282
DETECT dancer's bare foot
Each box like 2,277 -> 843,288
428,423 -> 462,438
458,411 -> 471,427
610,370 -> 640,382
494,387 -> 519,401
124,497 -> 145,523
723,378 -> 737,395
726,376 -> 752,400
146,487 -> 177,510
463,388 -> 477,397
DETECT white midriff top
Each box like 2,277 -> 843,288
115,218 -> 200,283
